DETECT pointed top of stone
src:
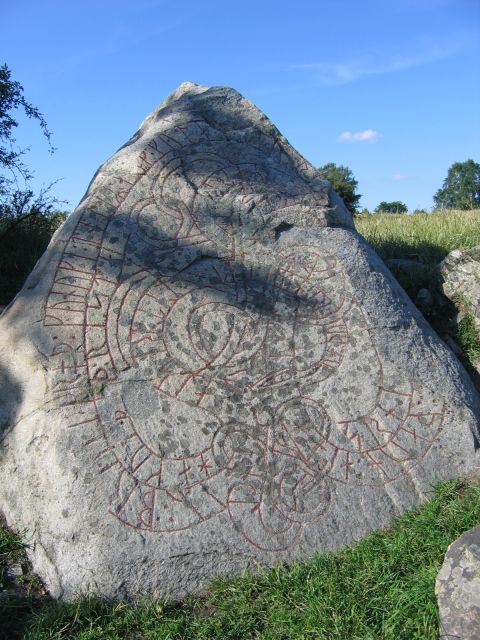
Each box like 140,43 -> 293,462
139,81 -> 210,129
93,81 -> 353,235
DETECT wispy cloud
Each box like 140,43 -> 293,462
52,19 -> 189,79
288,36 -> 472,86
339,129 -> 382,143
392,173 -> 410,181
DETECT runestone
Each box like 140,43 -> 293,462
0,83 -> 479,599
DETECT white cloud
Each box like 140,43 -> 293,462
392,173 -> 410,181
288,35 -> 472,86
339,129 -> 382,143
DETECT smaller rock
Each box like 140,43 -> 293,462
7,563 -> 23,580
437,246 -> 480,330
415,287 -> 433,313
435,526 -> 480,639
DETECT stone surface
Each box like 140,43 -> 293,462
0,83 -> 479,600
436,526 -> 480,639
437,246 -> 480,329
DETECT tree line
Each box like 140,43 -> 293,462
319,160 -> 480,216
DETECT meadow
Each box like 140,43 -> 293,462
356,208 -> 480,297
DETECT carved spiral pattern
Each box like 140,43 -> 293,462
44,110 -> 446,551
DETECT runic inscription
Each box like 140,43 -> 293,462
44,107 -> 446,551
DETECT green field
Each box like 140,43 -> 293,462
356,209 -> 480,262
355,209 -> 480,297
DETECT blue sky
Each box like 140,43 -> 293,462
2,0 -> 479,212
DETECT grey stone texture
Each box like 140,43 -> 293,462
437,245 -> 480,372
436,526 -> 480,640
0,83 -> 479,600
438,246 -> 480,325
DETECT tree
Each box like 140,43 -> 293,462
0,63 -> 53,197
0,186 -> 64,237
374,201 -> 408,214
0,64 -> 67,306
0,202 -> 66,305
433,159 -> 480,210
318,163 -> 361,214
0,62 -> 65,222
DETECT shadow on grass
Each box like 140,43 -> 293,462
0,517 -> 51,640
387,262 -> 434,300
370,237 -> 452,266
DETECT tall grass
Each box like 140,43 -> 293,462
355,209 -> 480,268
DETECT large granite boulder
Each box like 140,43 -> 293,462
436,526 -> 480,639
0,83 -> 479,600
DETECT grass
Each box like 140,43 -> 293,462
0,522 -> 50,640
355,209 -> 480,268
356,209 -> 480,298
1,478 -> 479,640
0,525 -> 26,587
456,296 -> 480,366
